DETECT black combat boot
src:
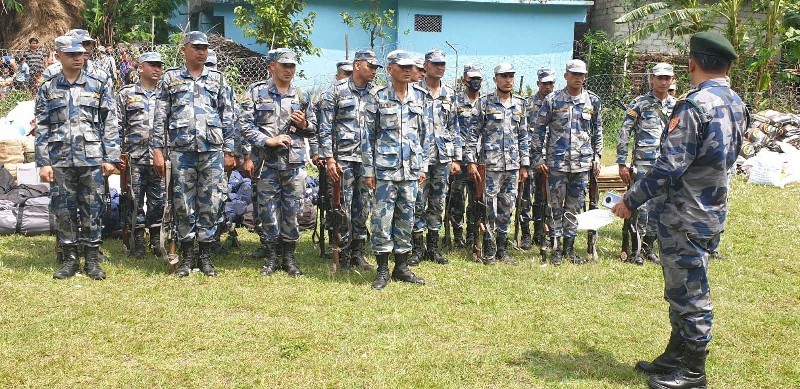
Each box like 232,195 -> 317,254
53,244 -> 80,279
465,223 -> 476,248
408,232 -> 425,266
648,347 -> 707,389
643,235 -> 660,264
198,242 -> 217,277
350,239 -> 374,270
563,236 -> 585,265
281,240 -> 303,277
391,253 -> 425,285
372,253 -> 391,290
496,233 -> 511,262
83,246 -> 106,280
149,227 -> 161,255
453,224 -> 466,248
175,242 -> 195,277
482,234 -> 497,265
251,236 -> 271,258
336,244 -> 351,271
520,222 -> 533,250
631,246 -> 645,265
132,228 -> 146,258
550,237 -> 563,266
426,230 -> 449,265
259,242 -> 280,276
636,331 -> 686,376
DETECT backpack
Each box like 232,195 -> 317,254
297,175 -> 319,232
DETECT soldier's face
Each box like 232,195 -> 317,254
651,75 -> 674,95
57,51 -> 85,71
139,61 -> 163,82
537,81 -> 555,96
494,73 -> 515,93
389,64 -> 413,83
564,71 -> 586,90
424,61 -> 446,79
412,66 -> 425,82
270,62 -> 296,83
354,61 -> 378,82
182,44 -> 208,67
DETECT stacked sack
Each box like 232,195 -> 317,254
739,110 -> 800,188
741,110 -> 800,159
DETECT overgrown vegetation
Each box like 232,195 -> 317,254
233,0 -> 320,62
0,89 -> 32,118
82,0 -> 182,45
339,0 -> 398,51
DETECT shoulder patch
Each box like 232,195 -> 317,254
668,117 -> 680,133
626,109 -> 638,117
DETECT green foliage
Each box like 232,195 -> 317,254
0,89 -> 32,118
233,0 -> 321,61
82,0 -> 182,45
580,30 -> 633,76
0,0 -> 23,15
340,0 -> 397,50
614,0 -> 714,46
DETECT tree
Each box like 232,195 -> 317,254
83,0 -> 182,46
340,0 -> 397,50
233,0 -> 320,61
613,0 -> 715,46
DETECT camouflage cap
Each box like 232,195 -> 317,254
386,50 -> 415,66
565,59 -> 588,74
55,36 -> 86,53
336,60 -> 353,72
652,62 -> 674,76
274,49 -> 298,65
138,51 -> 164,64
183,31 -> 209,46
425,49 -> 446,63
494,62 -> 515,75
690,31 -> 738,60
463,63 -> 482,78
537,68 -> 556,82
205,49 -> 217,66
66,29 -> 94,43
354,49 -> 381,67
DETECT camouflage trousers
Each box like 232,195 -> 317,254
413,162 -> 450,232
332,160 -> 369,242
130,163 -> 165,228
659,224 -> 718,350
170,150 -> 225,243
633,164 -> 660,236
448,164 -> 476,229
51,166 -> 104,247
484,170 -> 518,235
256,165 -> 306,242
370,179 -> 418,254
548,170 -> 587,238
519,171 -> 534,223
531,172 -> 552,232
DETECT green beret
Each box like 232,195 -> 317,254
690,31 -> 737,60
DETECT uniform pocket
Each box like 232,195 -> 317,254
206,116 -> 224,145
379,106 -> 399,129
47,94 -> 68,124
83,131 -> 103,158
256,102 -> 277,126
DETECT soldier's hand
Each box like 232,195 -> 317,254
102,163 -> 116,177
468,164 -> 479,183
618,164 -> 631,186
290,110 -> 308,129
592,160 -> 600,178
38,166 -> 53,183
224,153 -> 237,171
611,200 -> 632,220
519,167 -> 529,183
153,149 -> 166,177
450,162 -> 461,175
119,157 -> 128,172
535,164 -> 549,177
311,154 -> 323,167
364,177 -> 376,190
242,156 -> 255,178
266,135 -> 292,148
326,158 -> 342,183
419,172 -> 427,184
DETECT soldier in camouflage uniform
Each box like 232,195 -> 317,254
521,68 -> 556,251
532,59 -> 603,266
616,62 -> 677,265
36,36 -> 120,280
42,30 -> 110,83
319,50 -> 381,271
116,52 -> 166,258
240,49 -> 317,277
412,56 -> 425,83
448,64 -> 483,249
465,63 -> 530,264
309,60 -> 351,168
152,31 -> 236,277
410,49 -> 461,266
362,50 -> 428,290
613,32 -> 746,389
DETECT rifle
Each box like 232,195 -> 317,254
587,169 -> 599,262
159,159 -> 179,273
472,163 -> 487,262
441,173 -> 454,250
613,99 -> 642,262
119,153 -> 137,253
328,171 -> 344,271
317,165 -> 328,258
536,172 -> 550,263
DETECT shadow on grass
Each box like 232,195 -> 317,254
509,341 -> 644,386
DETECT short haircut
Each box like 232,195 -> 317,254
690,52 -> 731,73
29,37 -> 39,44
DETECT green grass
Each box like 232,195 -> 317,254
1,178 -> 799,388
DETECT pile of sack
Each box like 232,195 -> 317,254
738,110 -> 800,188
0,164 -> 53,235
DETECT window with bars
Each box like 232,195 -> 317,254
414,14 -> 442,33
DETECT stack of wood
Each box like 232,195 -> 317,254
597,165 -> 627,194
0,138 -> 35,179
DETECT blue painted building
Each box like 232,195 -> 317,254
174,0 -> 594,91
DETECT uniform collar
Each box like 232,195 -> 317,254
266,78 -> 298,98
698,77 -> 729,89
384,84 -> 421,105
56,70 -> 88,86
347,77 -> 372,94
180,65 -> 209,80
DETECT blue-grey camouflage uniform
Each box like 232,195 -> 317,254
152,65 -> 235,243
42,60 -> 111,84
521,92 -> 550,225
532,88 -> 603,238
622,77 -> 745,352
362,84 -> 429,254
35,70 -> 121,247
414,80 -> 460,232
319,77 -> 374,243
464,91 -> 529,249
240,79 -> 316,242
616,91 -> 676,236
117,83 -> 165,228
448,92 -> 479,230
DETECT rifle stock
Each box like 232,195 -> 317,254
160,159 -> 179,273
330,173 -> 342,271
472,164 -> 486,262
119,153 -> 137,253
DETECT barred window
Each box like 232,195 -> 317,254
414,14 -> 442,33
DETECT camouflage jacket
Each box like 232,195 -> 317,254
362,83 -> 430,181
152,66 -> 235,155
417,79 -> 461,164
525,92 -> 550,155
532,88 -> 603,173
623,78 -> 746,238
455,91 -> 479,144
239,79 -> 317,170
117,83 -> 158,164
464,91 -> 530,172
318,77 -> 374,163
616,91 -> 677,166
35,70 -> 121,167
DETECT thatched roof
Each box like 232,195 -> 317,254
2,0 -> 85,50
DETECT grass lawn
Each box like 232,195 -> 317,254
1,176 -> 799,388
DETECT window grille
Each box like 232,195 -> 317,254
414,14 -> 442,33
